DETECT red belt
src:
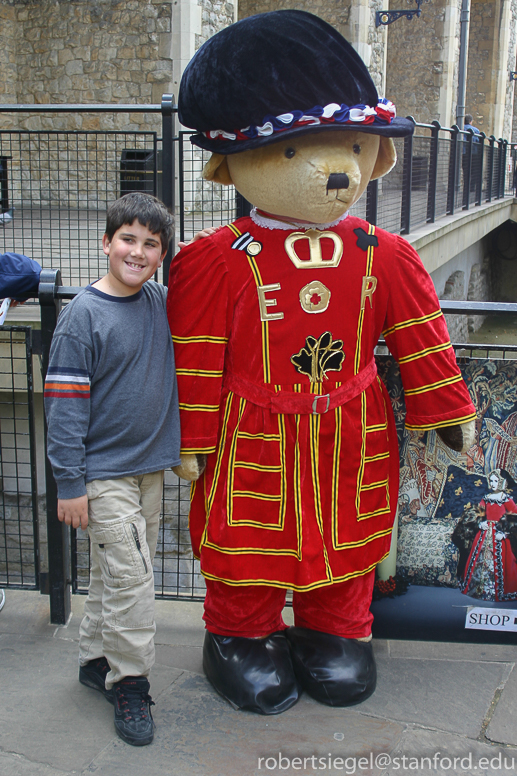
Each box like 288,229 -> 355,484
223,359 -> 378,415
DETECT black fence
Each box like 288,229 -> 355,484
1,99 -> 517,622
0,326 -> 39,590
0,101 -> 515,292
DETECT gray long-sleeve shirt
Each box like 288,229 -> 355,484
44,281 -> 181,499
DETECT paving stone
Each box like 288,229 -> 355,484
2,591 -> 517,776
0,589 -> 56,638
155,643 -> 203,674
0,632 -> 116,771
90,672 -> 406,776
486,664 -> 517,746
358,654 -> 509,738
381,726 -> 517,776
389,639 -> 517,664
0,752 -> 69,776
154,599 -> 206,648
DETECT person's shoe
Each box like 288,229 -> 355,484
79,657 -> 114,703
203,631 -> 301,715
113,676 -> 155,746
286,627 -> 377,707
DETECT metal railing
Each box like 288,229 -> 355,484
1,101 -> 515,290
0,326 -> 39,591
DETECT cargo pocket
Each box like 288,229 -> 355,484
90,519 -> 153,588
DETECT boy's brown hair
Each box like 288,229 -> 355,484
105,192 -> 174,253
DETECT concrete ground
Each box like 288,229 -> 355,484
0,590 -> 516,776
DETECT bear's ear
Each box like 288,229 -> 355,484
203,153 -> 233,185
370,137 -> 397,180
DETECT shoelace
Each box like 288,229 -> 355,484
117,686 -> 155,722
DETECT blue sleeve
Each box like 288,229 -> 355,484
44,330 -> 93,499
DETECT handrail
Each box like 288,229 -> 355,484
0,103 -> 170,113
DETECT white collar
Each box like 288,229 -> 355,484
485,491 -> 510,505
250,207 -> 349,231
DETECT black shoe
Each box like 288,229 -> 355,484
113,676 -> 155,746
203,631 -> 301,715
286,627 -> 377,707
79,657 -> 114,703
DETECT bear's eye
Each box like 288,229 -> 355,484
284,147 -> 296,159
353,144 -> 361,155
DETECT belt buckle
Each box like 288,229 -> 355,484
312,394 -> 330,414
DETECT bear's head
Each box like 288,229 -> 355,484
178,10 -> 413,225
203,130 -> 396,224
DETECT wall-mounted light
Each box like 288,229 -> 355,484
376,0 -> 429,27
510,72 -> 517,81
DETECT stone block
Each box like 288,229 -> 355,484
97,47 -> 118,62
65,59 -> 84,77
486,666 -> 517,746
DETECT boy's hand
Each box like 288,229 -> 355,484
58,495 -> 89,530
178,225 -> 223,249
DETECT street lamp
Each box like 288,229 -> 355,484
376,0 -> 429,27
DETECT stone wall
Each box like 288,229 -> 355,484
0,2 -> 19,105
503,0 -> 517,140
237,1 -> 387,93
442,269 -> 468,342
238,0 -> 352,36
0,0 -> 235,133
200,0 -> 237,42
466,0 -> 516,139
0,0 -> 174,132
385,0 -> 462,127
467,259 -> 491,333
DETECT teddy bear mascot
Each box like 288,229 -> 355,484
167,9 -> 476,715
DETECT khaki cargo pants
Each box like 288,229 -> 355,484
78,471 -> 163,690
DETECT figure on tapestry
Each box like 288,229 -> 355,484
452,469 -> 517,601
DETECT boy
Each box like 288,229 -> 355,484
44,192 -> 180,747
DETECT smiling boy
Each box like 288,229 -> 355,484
44,193 -> 180,746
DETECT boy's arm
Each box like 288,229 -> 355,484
44,330 -> 93,512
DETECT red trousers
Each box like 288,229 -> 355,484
204,570 -> 375,639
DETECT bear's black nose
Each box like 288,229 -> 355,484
327,173 -> 349,191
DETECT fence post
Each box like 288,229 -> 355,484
447,125 -> 459,215
366,179 -> 378,226
426,120 -> 440,223
463,129 -> 473,210
500,139 -> 508,197
487,135 -> 495,202
161,93 -> 175,285
400,124 -> 413,234
39,269 -> 71,626
476,132 -> 485,205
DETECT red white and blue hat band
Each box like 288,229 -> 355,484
204,99 -> 397,143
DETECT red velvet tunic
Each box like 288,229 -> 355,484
167,215 -> 476,591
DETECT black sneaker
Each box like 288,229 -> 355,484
79,657 -> 114,703
113,676 -> 155,746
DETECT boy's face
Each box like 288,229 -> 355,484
102,219 -> 166,296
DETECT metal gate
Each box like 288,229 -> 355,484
0,325 -> 39,590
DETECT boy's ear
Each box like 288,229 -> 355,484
102,233 -> 111,256
370,137 -> 397,180
203,153 -> 233,185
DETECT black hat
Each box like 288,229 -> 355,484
178,10 -> 414,155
